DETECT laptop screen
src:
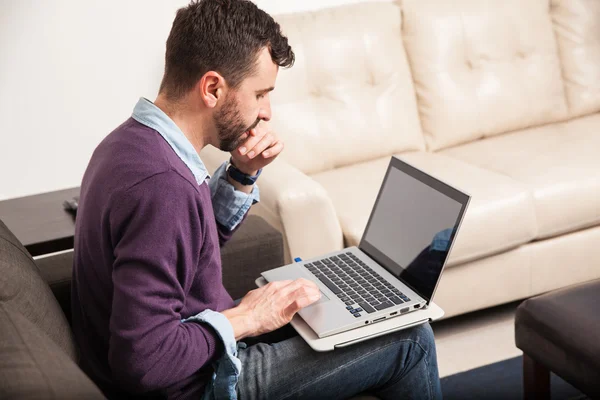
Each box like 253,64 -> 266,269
359,157 -> 470,303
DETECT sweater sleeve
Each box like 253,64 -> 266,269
107,171 -> 222,394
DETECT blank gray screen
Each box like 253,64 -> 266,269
363,167 -> 462,275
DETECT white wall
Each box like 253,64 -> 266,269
0,0 -> 387,200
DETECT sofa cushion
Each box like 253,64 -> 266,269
402,0 -> 568,151
552,0 -> 600,118
270,2 -> 425,175
0,220 -> 76,361
35,250 -> 74,323
442,112 -> 600,239
0,303 -> 105,399
311,152 -> 538,266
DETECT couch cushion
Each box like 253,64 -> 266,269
311,152 -> 538,265
0,303 -> 105,399
35,251 -> 74,324
270,2 -> 425,175
552,0 -> 600,118
442,113 -> 600,239
0,220 -> 76,361
402,0 -> 568,151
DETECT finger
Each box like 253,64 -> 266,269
277,278 -> 320,300
262,141 -> 284,159
265,280 -> 293,292
246,134 -> 275,159
238,128 -> 266,156
282,286 -> 321,319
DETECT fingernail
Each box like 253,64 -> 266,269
248,150 -> 255,158
240,147 -> 246,154
263,151 -> 269,157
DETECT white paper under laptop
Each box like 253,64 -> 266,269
261,156 -> 470,343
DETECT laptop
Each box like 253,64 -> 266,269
261,156 -> 470,338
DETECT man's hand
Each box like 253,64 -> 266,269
222,279 -> 321,340
230,121 -> 284,175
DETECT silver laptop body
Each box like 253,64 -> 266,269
262,156 -> 470,338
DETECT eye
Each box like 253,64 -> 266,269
257,93 -> 265,100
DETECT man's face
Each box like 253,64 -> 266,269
214,47 -> 278,152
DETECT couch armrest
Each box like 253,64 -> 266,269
200,145 -> 344,262
35,251 -> 73,324
221,215 -> 284,300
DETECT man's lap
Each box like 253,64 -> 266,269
236,323 -> 440,400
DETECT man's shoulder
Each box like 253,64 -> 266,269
88,118 -> 200,195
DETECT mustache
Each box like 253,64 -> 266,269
247,119 -> 261,132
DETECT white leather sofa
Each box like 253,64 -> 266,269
201,0 -> 600,318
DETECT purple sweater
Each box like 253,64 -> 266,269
71,118 -> 236,398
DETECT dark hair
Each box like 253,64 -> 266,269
159,0 -> 294,99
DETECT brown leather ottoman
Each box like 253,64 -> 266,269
515,279 -> 600,399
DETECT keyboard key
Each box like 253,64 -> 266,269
389,296 -> 404,305
345,300 -> 354,305
375,301 -> 394,311
346,306 -> 354,310
358,303 -> 376,314
317,276 -> 342,295
354,308 -> 363,313
340,296 -> 350,302
353,313 -> 361,318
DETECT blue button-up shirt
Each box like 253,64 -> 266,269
132,97 -> 253,399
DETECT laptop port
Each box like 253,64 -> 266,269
365,321 -> 369,325
415,304 -> 421,309
373,316 -> 386,323
390,311 -> 398,316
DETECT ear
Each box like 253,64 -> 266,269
198,71 -> 225,109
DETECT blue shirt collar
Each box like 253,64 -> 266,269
131,97 -> 210,184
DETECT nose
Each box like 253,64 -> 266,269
258,99 -> 272,122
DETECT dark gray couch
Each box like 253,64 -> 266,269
0,215 -> 283,399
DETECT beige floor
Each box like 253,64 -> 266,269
431,301 -> 524,378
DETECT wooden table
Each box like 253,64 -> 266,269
0,187 -> 80,256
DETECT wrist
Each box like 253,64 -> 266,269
222,305 -> 254,340
229,158 -> 258,176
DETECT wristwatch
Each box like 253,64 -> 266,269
227,158 -> 262,186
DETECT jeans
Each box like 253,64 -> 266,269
236,322 -> 442,400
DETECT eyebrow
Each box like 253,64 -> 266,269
255,87 -> 275,95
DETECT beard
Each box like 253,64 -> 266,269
214,93 -> 260,152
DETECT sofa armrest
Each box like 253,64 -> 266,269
35,251 -> 73,324
200,145 -> 343,262
221,215 -> 284,300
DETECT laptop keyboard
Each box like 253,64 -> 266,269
304,252 -> 411,318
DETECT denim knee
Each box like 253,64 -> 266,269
408,322 -> 437,354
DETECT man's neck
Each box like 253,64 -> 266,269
153,94 -> 210,154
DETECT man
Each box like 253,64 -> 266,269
71,0 -> 443,399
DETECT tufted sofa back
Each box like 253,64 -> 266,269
551,0 -> 600,119
270,2 -> 425,175
269,0 -> 600,166
402,0 -> 570,151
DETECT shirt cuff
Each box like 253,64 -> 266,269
209,161 -> 260,230
182,310 -> 239,359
